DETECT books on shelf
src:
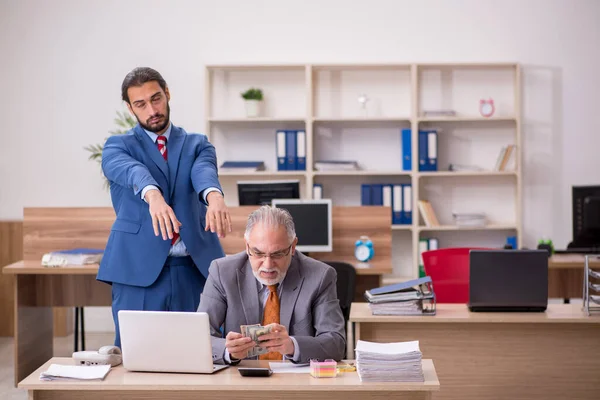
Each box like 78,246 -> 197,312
219,161 -> 265,172
314,160 -> 359,171
276,130 -> 306,171
355,340 -> 424,382
494,145 -> 516,171
41,248 -> 103,267
417,200 -> 440,227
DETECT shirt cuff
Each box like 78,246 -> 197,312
283,336 -> 300,362
202,187 -> 222,204
224,348 -> 236,364
141,185 -> 160,202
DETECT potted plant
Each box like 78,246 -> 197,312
241,88 -> 263,118
84,109 -> 137,189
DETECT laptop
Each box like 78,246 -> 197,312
118,310 -> 229,373
468,250 -> 548,312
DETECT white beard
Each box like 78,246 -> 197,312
252,267 -> 287,286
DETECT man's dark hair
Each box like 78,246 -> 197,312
121,67 -> 168,104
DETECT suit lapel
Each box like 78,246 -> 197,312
238,260 -> 260,325
167,126 -> 185,199
133,125 -> 168,181
280,255 -> 304,329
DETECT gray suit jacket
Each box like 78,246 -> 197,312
197,251 -> 346,364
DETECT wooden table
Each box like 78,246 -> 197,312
2,261 -> 111,386
19,358 -> 440,400
349,303 -> 600,400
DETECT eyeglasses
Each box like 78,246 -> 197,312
246,243 -> 293,260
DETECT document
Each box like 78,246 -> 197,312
40,364 -> 111,381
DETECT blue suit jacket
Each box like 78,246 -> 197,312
97,124 -> 225,287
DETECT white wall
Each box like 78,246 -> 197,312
2,0 -> 599,331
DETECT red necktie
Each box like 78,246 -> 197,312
156,135 -> 179,245
258,285 -> 282,360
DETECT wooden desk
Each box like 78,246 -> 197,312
349,303 -> 600,400
548,254 -> 599,299
2,205 -> 392,386
3,261 -> 111,386
19,358 -> 440,400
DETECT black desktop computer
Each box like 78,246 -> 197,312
237,180 -> 300,206
563,185 -> 600,254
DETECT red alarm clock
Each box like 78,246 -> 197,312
479,99 -> 495,118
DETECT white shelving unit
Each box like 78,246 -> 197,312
205,63 -> 521,279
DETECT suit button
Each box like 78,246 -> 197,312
134,185 -> 138,191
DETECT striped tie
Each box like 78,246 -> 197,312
156,135 -> 179,245
259,284 -> 282,360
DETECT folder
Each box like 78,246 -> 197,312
370,184 -> 383,206
296,130 -> 306,171
401,128 -> 412,171
392,184 -> 402,225
361,184 -> 372,205
402,184 -> 412,225
285,130 -> 297,170
276,130 -> 286,171
418,130 -> 428,171
427,131 -> 438,171
366,276 -> 434,299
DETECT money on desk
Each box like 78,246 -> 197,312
240,324 -> 273,357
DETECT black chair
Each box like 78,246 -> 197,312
324,261 -> 357,335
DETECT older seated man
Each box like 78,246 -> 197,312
197,205 -> 346,364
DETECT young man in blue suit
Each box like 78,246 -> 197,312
97,67 -> 231,347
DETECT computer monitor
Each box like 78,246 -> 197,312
237,180 -> 300,206
271,199 -> 332,253
569,185 -> 600,250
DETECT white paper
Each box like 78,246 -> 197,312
269,362 -> 310,373
356,340 -> 420,355
40,364 -> 111,381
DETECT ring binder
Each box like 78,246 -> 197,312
583,255 -> 600,316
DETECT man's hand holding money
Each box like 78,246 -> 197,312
225,331 -> 255,360
257,323 -> 295,357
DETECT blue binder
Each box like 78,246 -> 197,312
295,130 -> 306,171
427,130 -> 438,171
361,184 -> 372,205
401,129 -> 412,171
285,130 -> 297,170
371,184 -> 383,206
276,130 -> 287,171
418,130 -> 428,171
402,184 -> 412,224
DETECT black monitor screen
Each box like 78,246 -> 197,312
571,185 -> 600,248
272,200 -> 332,252
237,180 -> 300,206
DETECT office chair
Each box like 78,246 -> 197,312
324,261 -> 357,322
422,247 -> 491,303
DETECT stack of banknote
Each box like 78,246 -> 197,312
241,324 -> 273,357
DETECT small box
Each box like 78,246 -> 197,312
310,359 -> 337,378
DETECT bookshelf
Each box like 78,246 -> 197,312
205,63 -> 521,279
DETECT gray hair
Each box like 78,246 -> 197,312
244,205 -> 296,243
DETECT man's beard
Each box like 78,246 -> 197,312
137,103 -> 170,133
252,267 -> 287,286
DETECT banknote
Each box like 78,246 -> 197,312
240,324 -> 259,338
245,325 -> 273,357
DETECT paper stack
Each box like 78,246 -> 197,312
41,248 -> 103,267
452,212 -> 486,227
355,340 -> 424,382
40,364 -> 111,381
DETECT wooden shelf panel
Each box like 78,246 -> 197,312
209,117 -> 306,123
218,171 -> 307,177
418,225 -> 518,232
313,117 -> 410,123
418,171 -> 517,178
313,171 -> 412,176
418,116 -> 517,123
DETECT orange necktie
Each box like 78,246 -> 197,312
259,284 -> 282,360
